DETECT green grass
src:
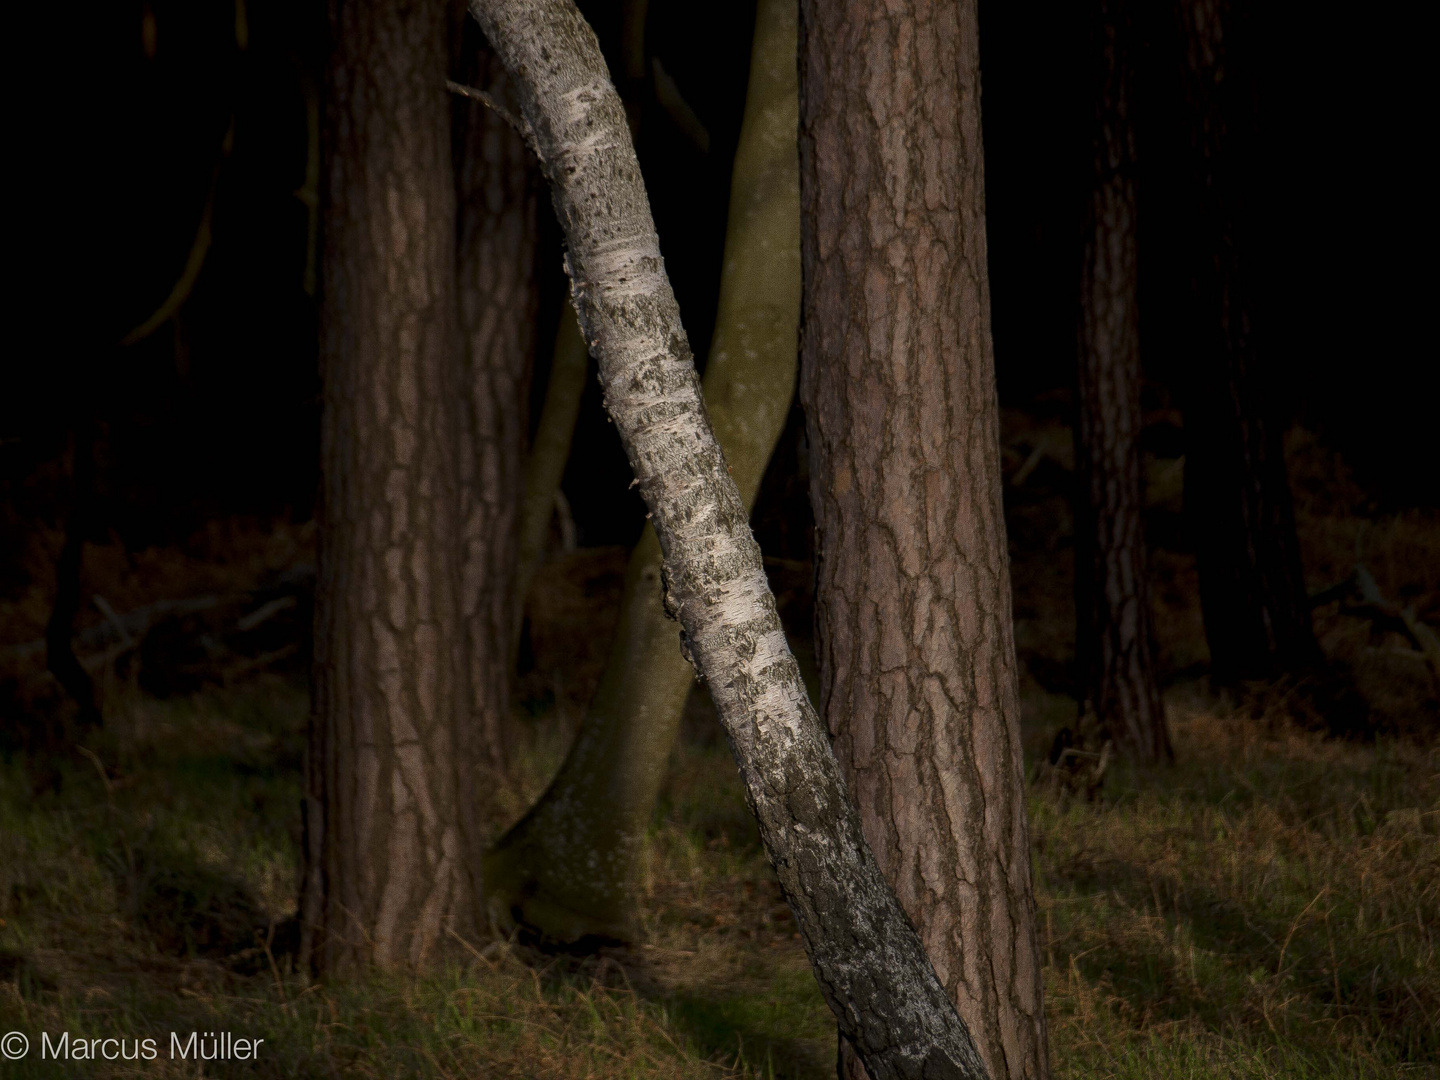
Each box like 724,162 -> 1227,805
1,679 -> 1436,1078
1032,691 -> 1438,1078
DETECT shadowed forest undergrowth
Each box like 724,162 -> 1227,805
0,680 -> 1434,1078
2,427 -> 1437,1078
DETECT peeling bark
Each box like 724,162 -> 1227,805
796,2 -> 1049,1078
467,1 -> 989,1075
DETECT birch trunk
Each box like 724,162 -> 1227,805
467,1 -> 989,1076
483,0 -> 802,947
797,2 -> 1048,1077
1074,0 -> 1170,761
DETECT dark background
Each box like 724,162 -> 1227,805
3,0 -> 1428,600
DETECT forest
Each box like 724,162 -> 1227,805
0,0 -> 1434,1077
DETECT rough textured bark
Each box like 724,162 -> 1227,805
453,42 -> 538,780
512,16 -> 645,653
302,0 -> 478,973
484,0 -> 803,946
467,1 -> 989,1076
1074,0 -> 1170,761
797,3 -> 1047,1080
1175,0 -> 1318,685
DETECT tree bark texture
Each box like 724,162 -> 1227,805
1175,0 -> 1317,685
512,22 -> 647,655
453,42 -> 538,782
304,0 -> 479,972
482,0 -> 802,947
1074,0 -> 1170,761
797,3 -> 1047,1079
467,1 -> 989,1076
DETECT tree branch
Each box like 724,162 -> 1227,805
120,119 -> 234,347
445,79 -> 534,148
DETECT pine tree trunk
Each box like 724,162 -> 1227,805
302,0 -> 479,973
453,43 -> 538,783
1175,0 -> 1317,686
1074,0 -> 1170,761
468,1 -> 990,1075
482,0 -> 802,947
797,4 -> 1048,1079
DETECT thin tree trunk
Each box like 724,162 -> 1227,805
1175,0 -> 1317,686
467,2 -> 989,1076
1074,0 -> 1170,761
453,41 -> 538,783
796,3 -> 1048,1079
302,0 -> 478,973
46,409 -> 102,733
483,0 -> 803,946
512,305 -> 588,650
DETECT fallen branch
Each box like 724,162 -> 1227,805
1312,563 -> 1440,691
3,595 -> 225,665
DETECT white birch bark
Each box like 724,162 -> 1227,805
466,2 -> 990,1077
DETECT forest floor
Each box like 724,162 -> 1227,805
1,422 -> 1437,1078
0,678 -> 1435,1079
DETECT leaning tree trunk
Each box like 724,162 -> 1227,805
453,40 -> 539,784
511,9 -> 652,652
1175,0 -> 1317,686
301,0 -> 480,973
483,0 -> 802,947
466,1 -> 989,1076
1074,0 -> 1170,762
797,3 -> 1048,1079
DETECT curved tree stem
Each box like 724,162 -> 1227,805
511,305 -> 589,650
119,119 -> 234,347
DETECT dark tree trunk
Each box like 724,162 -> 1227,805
1074,0 -> 1170,761
798,3 -> 1049,1078
46,408 -> 102,733
452,37 -> 538,785
1174,0 -> 1318,686
302,0 -> 479,973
